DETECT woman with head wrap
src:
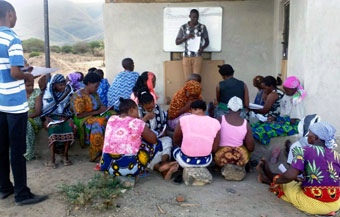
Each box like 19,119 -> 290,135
71,73 -> 115,162
41,74 -> 76,168
214,97 -> 254,179
67,72 -> 84,91
167,80 -> 202,131
257,122 -> 340,215
131,71 -> 158,105
252,76 -> 306,145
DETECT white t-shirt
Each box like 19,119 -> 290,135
280,95 -> 304,120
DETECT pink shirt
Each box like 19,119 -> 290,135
103,116 -> 145,155
219,116 -> 247,147
180,114 -> 221,157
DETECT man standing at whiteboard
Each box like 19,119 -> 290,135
176,9 -> 209,80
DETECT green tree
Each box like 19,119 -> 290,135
72,42 -> 89,54
51,45 -> 61,53
29,51 -> 41,58
61,45 -> 73,53
22,38 -> 44,53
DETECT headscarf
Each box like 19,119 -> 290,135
168,80 -> 202,119
41,74 -> 74,117
68,72 -> 82,91
309,122 -> 337,149
147,72 -> 159,100
228,96 -> 243,112
283,76 -> 306,105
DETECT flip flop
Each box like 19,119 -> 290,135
93,163 -> 101,171
270,146 -> 281,164
64,159 -> 73,166
45,161 -> 56,169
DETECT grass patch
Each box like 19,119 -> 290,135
58,174 -> 128,210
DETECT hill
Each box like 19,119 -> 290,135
12,0 -> 104,45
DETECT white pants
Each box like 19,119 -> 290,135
148,136 -> 172,170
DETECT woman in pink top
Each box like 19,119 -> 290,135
173,100 -> 221,168
214,96 -> 254,168
100,98 -> 161,178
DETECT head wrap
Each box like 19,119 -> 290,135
283,76 -> 306,105
147,72 -> 159,100
183,80 -> 202,96
228,96 -> 243,112
309,122 -> 337,149
168,80 -> 202,119
67,72 -> 82,91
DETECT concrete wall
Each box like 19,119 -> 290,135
103,0 -> 275,104
287,0 -> 340,134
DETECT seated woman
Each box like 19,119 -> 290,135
107,58 -> 139,110
95,69 -> 110,107
137,91 -> 176,180
251,76 -> 283,118
252,76 -> 305,145
71,73 -> 114,161
257,122 -> 340,216
167,80 -> 202,131
215,64 -> 249,117
24,74 -> 43,160
131,71 -> 158,104
214,97 -> 254,169
41,74 -> 76,168
100,98 -> 162,178
253,75 -> 265,105
173,100 -> 221,168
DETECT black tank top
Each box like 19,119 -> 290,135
219,77 -> 245,104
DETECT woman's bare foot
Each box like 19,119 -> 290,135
159,161 -> 177,172
164,163 -> 179,180
256,160 -> 271,184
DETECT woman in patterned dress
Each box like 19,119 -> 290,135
71,73 -> 114,161
100,98 -> 162,178
257,122 -> 340,215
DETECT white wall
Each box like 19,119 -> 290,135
287,0 -> 340,134
103,0 -> 275,104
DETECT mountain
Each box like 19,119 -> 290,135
11,0 -> 104,45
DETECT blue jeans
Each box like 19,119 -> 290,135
0,112 -> 31,202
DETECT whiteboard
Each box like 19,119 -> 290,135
163,7 -> 223,52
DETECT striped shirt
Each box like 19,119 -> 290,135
0,26 -> 28,114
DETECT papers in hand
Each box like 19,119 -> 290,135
151,125 -> 167,138
249,103 -> 264,110
278,164 -> 287,173
256,114 -> 268,122
187,36 -> 201,52
100,107 -> 112,116
47,120 -> 64,127
30,66 -> 58,77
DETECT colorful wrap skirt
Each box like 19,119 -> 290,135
252,116 -> 299,145
73,111 -> 115,161
173,147 -> 212,168
47,115 -> 76,147
24,117 -> 42,160
274,181 -> 340,215
214,146 -> 250,167
100,140 -> 163,177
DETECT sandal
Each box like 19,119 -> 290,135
63,159 -> 73,166
45,161 -> 56,169
270,146 -> 281,164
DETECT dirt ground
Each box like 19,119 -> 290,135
0,129 -> 315,217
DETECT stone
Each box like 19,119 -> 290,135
183,167 -> 213,186
221,164 -> 246,181
116,176 -> 136,188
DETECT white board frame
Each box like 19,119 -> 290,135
163,7 -> 223,52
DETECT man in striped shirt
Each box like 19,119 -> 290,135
0,1 -> 47,205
